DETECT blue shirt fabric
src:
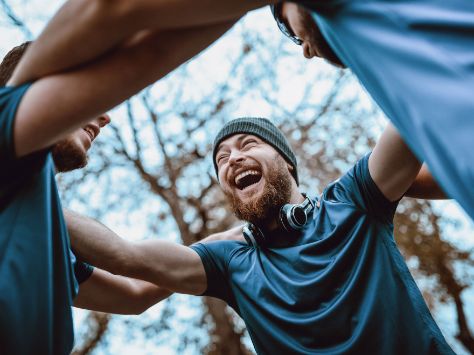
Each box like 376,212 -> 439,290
297,0 -> 474,220
191,155 -> 454,354
0,84 -> 93,355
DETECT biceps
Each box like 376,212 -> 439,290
369,123 -> 422,201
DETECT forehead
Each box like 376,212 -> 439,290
216,133 -> 262,152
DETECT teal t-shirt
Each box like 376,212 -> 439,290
0,84 -> 92,355
191,155 -> 454,354
297,0 -> 474,220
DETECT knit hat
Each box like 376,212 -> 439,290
212,117 -> 299,184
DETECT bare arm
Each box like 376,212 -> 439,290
405,164 -> 448,199
8,0 -> 273,85
369,123 -> 422,201
11,22 -> 235,158
74,268 -> 172,315
64,209 -> 207,295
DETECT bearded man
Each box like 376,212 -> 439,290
0,43 -> 176,355
67,117 -> 454,354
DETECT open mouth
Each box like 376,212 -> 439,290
234,169 -> 262,191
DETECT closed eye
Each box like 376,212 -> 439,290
216,154 -> 229,165
242,139 -> 257,149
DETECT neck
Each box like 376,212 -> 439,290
261,190 -> 305,233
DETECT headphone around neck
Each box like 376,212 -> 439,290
242,194 -> 317,247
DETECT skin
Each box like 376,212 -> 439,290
53,113 -> 110,172
279,2 -> 346,67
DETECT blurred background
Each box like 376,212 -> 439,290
1,1 -> 473,354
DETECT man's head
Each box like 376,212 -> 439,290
1,42 -> 111,172
51,114 -> 111,172
213,117 -> 299,226
271,2 -> 346,68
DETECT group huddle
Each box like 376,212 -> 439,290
1,1 -> 472,354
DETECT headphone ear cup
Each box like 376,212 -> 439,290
279,196 -> 314,231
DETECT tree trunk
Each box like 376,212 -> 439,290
72,312 -> 110,355
204,297 -> 252,355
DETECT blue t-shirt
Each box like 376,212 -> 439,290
0,84 -> 93,355
191,155 -> 453,354
296,0 -> 474,220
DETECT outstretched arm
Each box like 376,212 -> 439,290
8,0 -> 273,85
74,268 -> 172,315
64,209 -> 207,295
369,123 -> 423,201
11,22 -> 234,158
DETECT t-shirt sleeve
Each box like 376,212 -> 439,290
324,153 -> 398,223
0,84 -> 49,184
74,260 -> 94,284
190,241 -> 236,303
69,249 -> 94,284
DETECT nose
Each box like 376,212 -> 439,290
228,149 -> 245,166
98,113 -> 111,127
302,42 -> 314,59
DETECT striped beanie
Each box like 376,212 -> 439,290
212,117 -> 298,184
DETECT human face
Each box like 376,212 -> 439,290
215,134 -> 294,225
52,114 -> 111,172
280,2 -> 346,68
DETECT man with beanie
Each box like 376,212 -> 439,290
67,117 -> 453,354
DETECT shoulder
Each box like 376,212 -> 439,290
0,85 -> 31,155
191,240 -> 248,260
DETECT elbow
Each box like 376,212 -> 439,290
130,301 -> 156,315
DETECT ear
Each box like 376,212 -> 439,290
287,162 -> 294,172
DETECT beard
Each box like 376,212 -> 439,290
52,137 -> 88,173
226,156 -> 293,226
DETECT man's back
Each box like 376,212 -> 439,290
192,155 -> 454,354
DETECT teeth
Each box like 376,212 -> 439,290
235,170 -> 260,185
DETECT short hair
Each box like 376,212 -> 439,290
0,41 -> 31,86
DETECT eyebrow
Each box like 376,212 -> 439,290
216,134 -> 249,154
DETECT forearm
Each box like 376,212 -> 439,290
405,164 -> 448,199
8,0 -> 271,86
65,210 -> 206,295
14,22 -> 234,157
65,209 -> 135,276
74,268 -> 173,315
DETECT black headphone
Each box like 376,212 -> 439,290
242,194 -> 317,247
